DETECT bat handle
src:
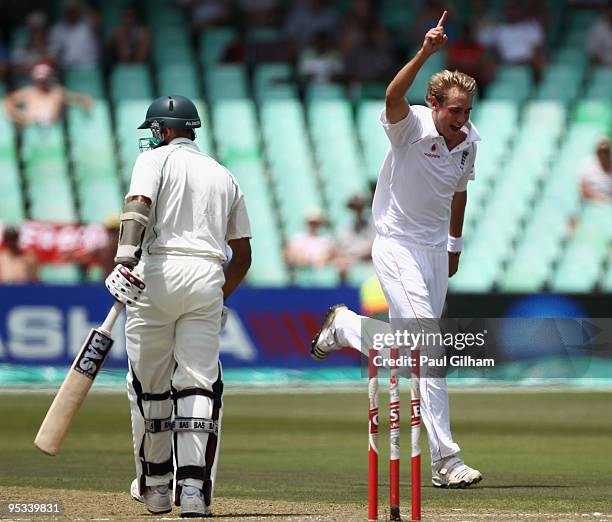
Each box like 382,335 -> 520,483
99,301 -> 125,336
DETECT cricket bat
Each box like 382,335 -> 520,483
34,301 -> 124,456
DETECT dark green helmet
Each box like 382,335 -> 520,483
137,95 -> 201,130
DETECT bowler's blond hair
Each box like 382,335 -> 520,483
425,70 -> 477,107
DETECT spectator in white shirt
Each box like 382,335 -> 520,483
285,209 -> 335,269
49,0 -> 100,68
580,137 -> 612,203
479,3 -> 546,80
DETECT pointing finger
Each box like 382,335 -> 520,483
436,10 -> 448,27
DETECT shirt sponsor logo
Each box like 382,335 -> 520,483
461,150 -> 469,168
424,142 -> 441,158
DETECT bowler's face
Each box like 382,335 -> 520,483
434,90 -> 473,141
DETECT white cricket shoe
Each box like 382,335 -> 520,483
180,485 -> 211,518
432,456 -> 482,488
130,478 -> 142,503
311,304 -> 348,360
130,479 -> 172,514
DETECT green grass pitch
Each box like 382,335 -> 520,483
1,391 -> 611,519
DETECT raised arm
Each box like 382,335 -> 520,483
386,10 -> 448,124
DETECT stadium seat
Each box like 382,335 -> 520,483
585,67 -> 612,101
0,158 -> 25,222
76,177 -> 123,224
193,100 -> 214,156
29,174 -> 77,222
110,64 -> 153,100
64,67 -> 104,98
205,65 -> 248,100
211,99 -> 260,163
407,50 -> 446,104
356,100 -> 388,180
114,99 -> 151,181
308,98 -> 369,229
536,64 -> 581,102
67,103 -> 117,181
199,28 -> 238,66
39,263 -> 82,284
295,266 -> 340,288
253,64 -> 297,101
572,100 -> 612,132
157,62 -> 200,99
486,65 -> 533,104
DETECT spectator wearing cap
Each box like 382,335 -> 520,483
0,227 -> 39,284
4,63 -> 93,128
335,194 -> 375,283
586,1 -> 612,65
107,5 -> 151,64
580,137 -> 612,203
49,0 -> 100,68
284,209 -> 336,269
11,11 -> 52,83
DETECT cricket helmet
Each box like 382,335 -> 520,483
138,95 -> 200,151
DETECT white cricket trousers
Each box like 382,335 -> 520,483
335,234 -> 460,463
125,254 -> 224,503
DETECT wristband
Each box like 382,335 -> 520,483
447,235 -> 463,253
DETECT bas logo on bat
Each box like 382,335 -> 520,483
74,331 -> 113,380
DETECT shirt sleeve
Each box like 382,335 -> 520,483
380,106 -> 423,148
227,190 -> 252,240
126,151 -> 161,202
455,143 -> 477,192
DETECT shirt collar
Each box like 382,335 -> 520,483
169,137 -> 199,149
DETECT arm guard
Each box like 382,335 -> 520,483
115,199 -> 151,268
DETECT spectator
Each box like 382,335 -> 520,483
49,0 -> 100,68
298,31 -> 343,84
586,1 -> 612,66
11,11 -> 51,83
284,209 -> 335,268
479,2 -> 546,81
580,137 -> 612,203
285,0 -> 338,50
107,5 -> 151,64
0,227 -> 39,284
335,194 -> 375,283
343,21 -> 395,89
447,22 -> 494,95
4,62 -> 93,128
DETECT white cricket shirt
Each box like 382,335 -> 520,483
127,137 -> 251,261
372,105 -> 480,248
580,156 -> 612,198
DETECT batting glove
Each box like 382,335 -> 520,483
105,265 -> 145,305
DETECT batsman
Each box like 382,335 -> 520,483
105,95 -> 252,517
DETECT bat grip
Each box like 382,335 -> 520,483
99,301 -> 125,336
